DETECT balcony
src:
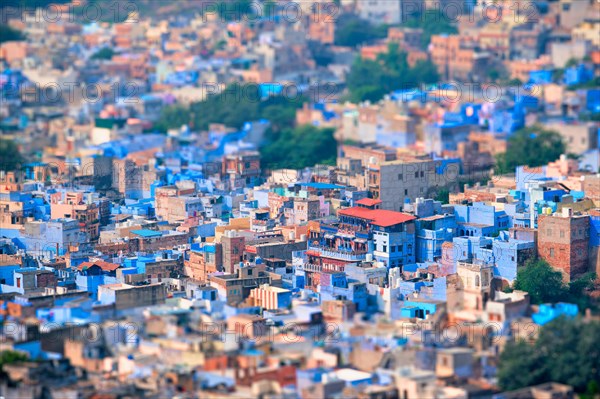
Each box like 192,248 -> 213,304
305,263 -> 322,272
307,245 -> 368,261
304,263 -> 346,273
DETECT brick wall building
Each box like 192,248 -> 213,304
222,232 -> 246,274
537,210 -> 590,282
185,244 -> 223,282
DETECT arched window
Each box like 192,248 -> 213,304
475,275 -> 480,287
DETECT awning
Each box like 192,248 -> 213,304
324,234 -> 335,240
354,238 -> 367,244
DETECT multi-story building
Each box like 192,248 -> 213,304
0,172 -> 40,238
185,243 -> 223,282
411,207 -> 456,263
537,209 -> 590,282
221,151 -> 261,190
424,122 -> 472,155
50,191 -> 100,241
306,202 -> 416,286
430,34 -> 490,82
456,260 -> 494,315
209,264 -> 272,305
572,18 -> 600,47
112,158 -> 144,199
367,157 -> 461,212
544,121 -> 599,155
454,202 -> 511,237
248,284 -> 292,310
22,218 -> 86,256
97,283 -> 166,311
221,230 -> 246,274
290,197 -> 321,225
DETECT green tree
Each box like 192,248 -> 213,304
91,47 -> 115,60
0,350 -> 28,368
188,84 -> 306,133
260,125 -> 337,169
497,340 -> 545,391
0,139 -> 25,172
153,85 -> 307,139
498,317 -> 600,393
567,272 -> 597,312
434,188 -> 450,204
552,68 -> 565,82
401,13 -> 458,48
346,58 -> 387,103
153,105 -> 191,133
495,125 -> 565,175
308,41 -> 334,67
346,43 -> 439,103
506,78 -> 523,86
334,13 -> 387,47
216,0 -> 253,21
565,57 -> 579,68
0,24 -> 25,43
411,59 -> 440,85
513,258 -> 568,304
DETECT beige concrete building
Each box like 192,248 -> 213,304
545,122 -> 598,155
369,157 -> 460,211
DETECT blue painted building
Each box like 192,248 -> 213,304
399,299 -> 442,319
532,303 -> 578,325
564,64 -> 593,86
454,202 -> 510,237
415,214 -> 456,263
528,70 -> 552,84
424,122 -> 471,154
586,89 -> 600,113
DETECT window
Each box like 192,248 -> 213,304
404,189 -> 408,195
16,277 -> 21,288
420,171 -> 424,178
550,248 -> 554,257
547,229 -> 552,236
383,245 -> 387,252
248,269 -> 253,276
415,172 -> 419,178
398,174 -> 403,180
560,230 -> 564,238
391,246 -> 396,253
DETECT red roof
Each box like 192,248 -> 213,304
78,260 -> 120,272
356,198 -> 383,206
337,207 -> 416,227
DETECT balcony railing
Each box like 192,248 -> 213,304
305,263 -> 322,272
307,245 -> 368,261
304,263 -> 346,273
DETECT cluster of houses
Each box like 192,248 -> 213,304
1,0 -> 600,397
